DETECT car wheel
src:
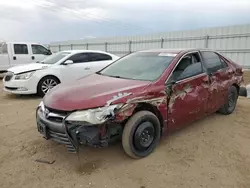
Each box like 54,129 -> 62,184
122,111 -> 161,159
37,76 -> 60,97
218,86 -> 238,115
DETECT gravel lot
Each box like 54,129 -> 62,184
0,73 -> 250,188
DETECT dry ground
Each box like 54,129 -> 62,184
0,73 -> 250,188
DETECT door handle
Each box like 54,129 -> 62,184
31,56 -> 35,60
13,56 -> 16,60
84,67 -> 90,70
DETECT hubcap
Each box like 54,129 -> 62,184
41,79 -> 58,94
133,121 -> 155,151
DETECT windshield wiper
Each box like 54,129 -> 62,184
110,75 -> 121,78
36,61 -> 44,64
108,75 -> 133,79
97,72 -> 131,80
95,72 -> 120,78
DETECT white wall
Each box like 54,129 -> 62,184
49,24 -> 250,68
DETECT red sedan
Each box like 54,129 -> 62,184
36,48 -> 244,159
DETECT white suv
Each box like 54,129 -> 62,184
3,50 -> 119,96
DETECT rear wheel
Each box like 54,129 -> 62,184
122,111 -> 161,159
37,76 -> 60,97
218,86 -> 238,115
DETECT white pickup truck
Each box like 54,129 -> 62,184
0,42 -> 52,73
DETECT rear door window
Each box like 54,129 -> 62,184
68,53 -> 90,63
88,53 -> 112,61
201,51 -> 226,73
14,44 -> 28,54
219,56 -> 229,68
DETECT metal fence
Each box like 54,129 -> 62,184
49,25 -> 250,68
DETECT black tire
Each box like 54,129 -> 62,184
239,87 -> 247,97
37,76 -> 60,97
218,86 -> 238,115
122,111 -> 161,159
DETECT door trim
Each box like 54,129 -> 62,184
175,72 -> 207,84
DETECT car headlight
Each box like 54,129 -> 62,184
15,71 -> 35,80
66,104 -> 124,125
38,101 -> 45,112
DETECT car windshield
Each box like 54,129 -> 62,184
99,52 -> 175,81
38,51 -> 71,64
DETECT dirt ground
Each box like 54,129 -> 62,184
0,73 -> 250,188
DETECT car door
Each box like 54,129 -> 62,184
166,52 -> 210,131
60,53 -> 92,82
87,52 -> 114,72
31,44 -> 51,62
200,51 -> 230,113
10,44 -> 31,66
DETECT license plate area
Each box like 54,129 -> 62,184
38,123 -> 50,140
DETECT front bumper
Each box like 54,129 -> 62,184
36,108 -> 77,152
3,77 -> 37,94
36,107 -> 122,153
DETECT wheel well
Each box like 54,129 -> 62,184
133,103 -> 164,128
37,75 -> 61,91
232,83 -> 240,94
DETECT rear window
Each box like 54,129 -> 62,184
0,43 -> 8,54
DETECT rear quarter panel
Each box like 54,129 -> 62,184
220,55 -> 244,87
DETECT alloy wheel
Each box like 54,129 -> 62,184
41,78 -> 58,94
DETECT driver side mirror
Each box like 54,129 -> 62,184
63,60 -> 74,65
46,49 -> 52,55
165,80 -> 176,96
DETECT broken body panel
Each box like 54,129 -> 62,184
37,49 -> 243,152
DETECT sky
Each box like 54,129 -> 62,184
0,0 -> 250,44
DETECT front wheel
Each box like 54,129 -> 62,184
37,76 -> 60,97
122,111 -> 161,159
218,86 -> 238,115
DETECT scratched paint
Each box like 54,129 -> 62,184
106,92 -> 132,106
168,84 -> 193,113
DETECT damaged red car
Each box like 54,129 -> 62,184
36,48 -> 243,159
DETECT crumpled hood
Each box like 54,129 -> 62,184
44,73 -> 151,111
8,63 -> 51,74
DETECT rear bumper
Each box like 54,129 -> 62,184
36,108 -> 121,153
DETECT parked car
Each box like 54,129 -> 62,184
36,48 -> 243,159
0,42 -> 52,72
3,50 -> 119,96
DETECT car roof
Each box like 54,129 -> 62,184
139,48 -> 210,54
61,50 -> 117,55
5,42 -> 41,45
